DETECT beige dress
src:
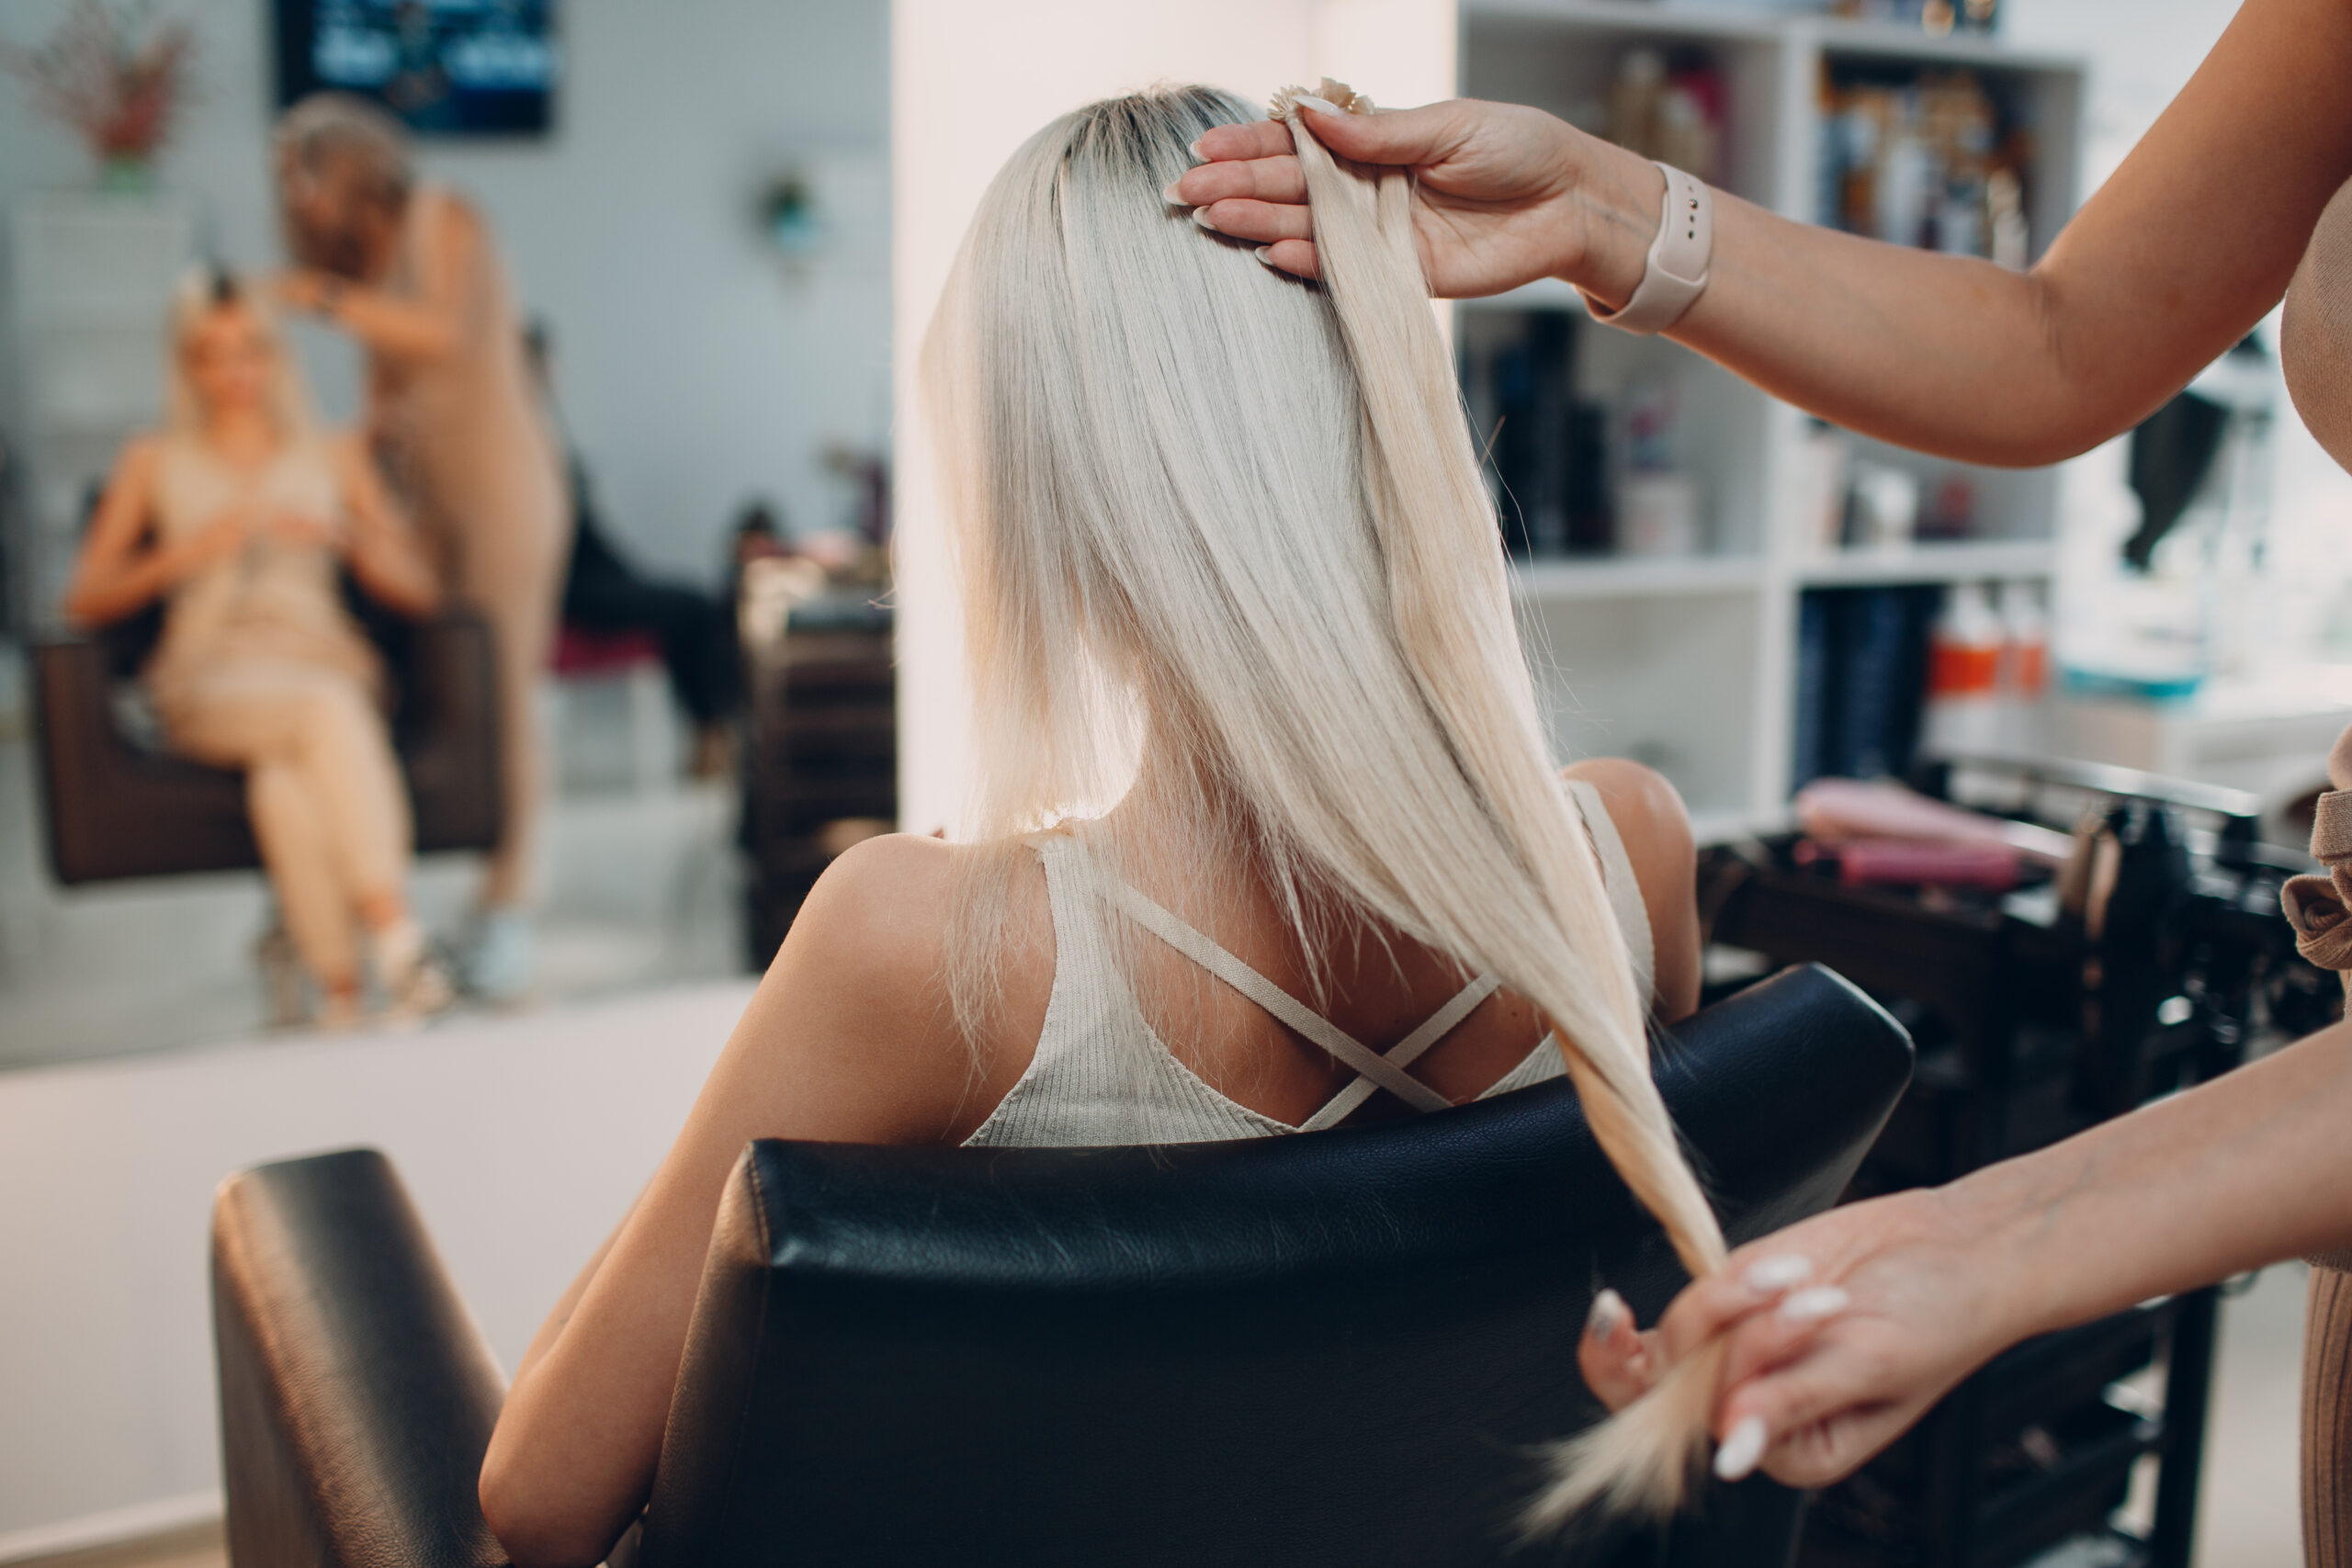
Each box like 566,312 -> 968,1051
369,184 -> 571,908
2279,174 -> 2352,1568
149,433 -> 411,989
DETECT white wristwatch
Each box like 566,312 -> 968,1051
1581,162 -> 1713,336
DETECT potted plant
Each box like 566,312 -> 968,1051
4,1 -> 195,192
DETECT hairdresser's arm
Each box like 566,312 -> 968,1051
1180,0 -> 2352,466
329,434 -> 439,616
1579,1018 -> 2352,1489
276,195 -> 477,364
62,438 -> 237,626
479,834 -> 1009,1568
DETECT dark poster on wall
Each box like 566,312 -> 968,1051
273,1 -> 560,136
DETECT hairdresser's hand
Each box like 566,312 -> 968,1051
168,508 -> 254,581
269,268 -> 351,320
1171,98 -> 1661,305
1578,1187 -> 2027,1488
263,511 -> 339,554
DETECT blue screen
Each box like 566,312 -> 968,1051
276,0 -> 559,137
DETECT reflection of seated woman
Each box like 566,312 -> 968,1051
62,274 -> 450,1027
479,88 -> 1715,1564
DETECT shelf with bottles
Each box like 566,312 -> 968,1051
1783,418 -> 2058,570
1460,299 -> 1765,572
1808,43 -> 2081,270
1464,4 -> 1782,209
1511,553 -> 1765,602
1791,576 -> 2050,790
1793,539 -> 2053,587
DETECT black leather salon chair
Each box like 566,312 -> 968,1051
31,603 -> 501,885
210,963 -> 1912,1568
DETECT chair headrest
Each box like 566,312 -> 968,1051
739,962 -> 1909,1298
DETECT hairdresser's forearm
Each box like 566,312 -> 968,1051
1950,1021 -> 2352,1348
324,287 -> 459,363
1664,202 -> 2110,467
1563,0 -> 2352,467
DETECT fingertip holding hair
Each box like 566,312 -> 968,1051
1522,1337 -> 1731,1533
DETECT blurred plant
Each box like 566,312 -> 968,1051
3,1 -> 196,171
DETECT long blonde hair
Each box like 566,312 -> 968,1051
164,269 -> 318,441
922,84 -> 1727,1524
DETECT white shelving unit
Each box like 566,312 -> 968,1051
6,195 -> 195,630
1457,0 -> 2086,837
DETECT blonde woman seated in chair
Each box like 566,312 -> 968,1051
481,87 -> 1720,1568
63,272 -> 449,1027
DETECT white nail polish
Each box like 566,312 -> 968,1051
1714,1416 -> 1768,1483
1162,181 -> 1188,206
1779,1285 -> 1850,1324
1295,95 -> 1342,117
1193,206 -> 1219,233
1252,246 -> 1279,268
1741,1256 -> 1814,1295
1585,1288 -> 1628,1340
1187,136 -> 1206,160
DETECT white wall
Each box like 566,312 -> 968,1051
0,0 -> 890,590
889,0 -> 1456,835
0,981 -> 750,1548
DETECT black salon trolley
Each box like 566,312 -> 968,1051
1702,756 -> 2334,1568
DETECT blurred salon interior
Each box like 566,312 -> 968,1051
3,1 -> 2350,1565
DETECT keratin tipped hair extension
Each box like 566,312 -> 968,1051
1268,79 -> 1731,1529
923,82 -> 1729,1526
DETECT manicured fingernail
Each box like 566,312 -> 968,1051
1714,1416 -> 1768,1482
1741,1256 -> 1814,1295
1295,95 -> 1342,117
1779,1285 -> 1850,1324
1586,1288 -> 1629,1341
1252,245 -> 1279,268
1162,180 -> 1188,206
1193,206 -> 1219,233
1188,136 -> 1206,160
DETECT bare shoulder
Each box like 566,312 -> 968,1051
726,831 -> 1046,1143
1563,758 -> 1694,874
424,188 -> 486,254
115,433 -> 164,478
789,831 -> 959,974
1562,758 -> 1702,1020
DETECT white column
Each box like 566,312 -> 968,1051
889,0 -> 1454,833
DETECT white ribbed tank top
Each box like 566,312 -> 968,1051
964,780 -> 1655,1147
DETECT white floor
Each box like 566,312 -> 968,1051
2193,1262 -> 2307,1566
0,733 -> 745,1071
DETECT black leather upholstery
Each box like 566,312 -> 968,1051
210,963 -> 1911,1568
33,608 -> 501,886
212,1146 -> 508,1568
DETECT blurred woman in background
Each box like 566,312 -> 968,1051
270,92 -> 571,1003
63,273 -> 447,1027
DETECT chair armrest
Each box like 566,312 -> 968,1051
31,636 -> 254,883
211,1148 -> 510,1568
